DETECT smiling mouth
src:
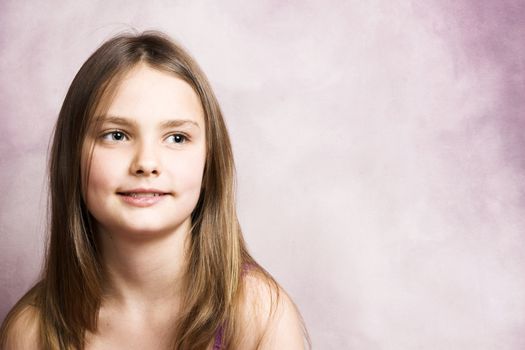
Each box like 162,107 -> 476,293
116,191 -> 169,207
117,192 -> 169,197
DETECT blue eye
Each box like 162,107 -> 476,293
166,134 -> 188,144
101,131 -> 128,142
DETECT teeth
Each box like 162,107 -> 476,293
125,193 -> 162,197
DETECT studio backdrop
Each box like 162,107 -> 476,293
1,1 -> 524,349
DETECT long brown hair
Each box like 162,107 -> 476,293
0,30 -> 308,349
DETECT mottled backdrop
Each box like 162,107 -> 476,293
1,1 -> 524,349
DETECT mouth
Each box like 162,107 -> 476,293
116,189 -> 171,197
116,189 -> 171,207
117,192 -> 168,197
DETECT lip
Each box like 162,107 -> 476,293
117,188 -> 171,208
117,188 -> 171,195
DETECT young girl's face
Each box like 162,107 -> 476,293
81,63 -> 206,238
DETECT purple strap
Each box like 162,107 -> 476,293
213,264 -> 254,349
213,325 -> 224,350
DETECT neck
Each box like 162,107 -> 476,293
97,219 -> 191,310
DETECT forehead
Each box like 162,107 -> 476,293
100,63 -> 205,126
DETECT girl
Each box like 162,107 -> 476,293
0,30 -> 310,349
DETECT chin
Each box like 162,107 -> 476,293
93,220 -> 181,238
123,219 -> 190,236
92,208 -> 193,237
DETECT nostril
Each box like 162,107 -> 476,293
131,163 -> 159,176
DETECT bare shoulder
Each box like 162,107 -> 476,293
237,269 -> 309,349
1,304 -> 41,350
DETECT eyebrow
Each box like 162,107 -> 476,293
99,115 -> 200,129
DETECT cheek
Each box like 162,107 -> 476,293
84,150 -> 124,199
167,151 -> 206,192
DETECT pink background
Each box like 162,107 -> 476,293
1,1 -> 524,348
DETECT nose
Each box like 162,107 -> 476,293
130,140 -> 161,177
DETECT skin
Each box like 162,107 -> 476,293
81,63 -> 206,349
4,63 -> 306,349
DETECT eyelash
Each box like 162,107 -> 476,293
101,130 -> 128,142
100,130 -> 190,144
165,133 -> 189,144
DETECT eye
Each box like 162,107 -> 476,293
166,133 -> 188,144
101,130 -> 128,142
